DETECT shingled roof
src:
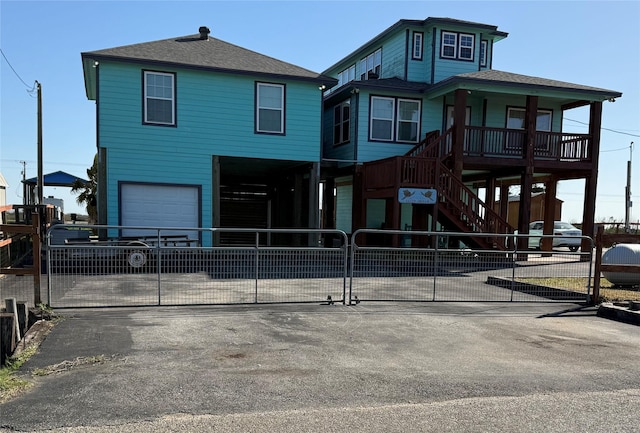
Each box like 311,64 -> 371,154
434,70 -> 622,99
82,31 -> 335,84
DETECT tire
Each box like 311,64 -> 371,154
124,241 -> 150,270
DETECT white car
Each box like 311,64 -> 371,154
527,221 -> 582,251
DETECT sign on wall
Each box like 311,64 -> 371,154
398,188 -> 437,204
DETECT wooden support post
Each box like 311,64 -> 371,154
453,89 -> 467,178
0,313 -> 16,365
582,101 -> 603,256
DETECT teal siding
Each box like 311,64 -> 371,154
381,31 -> 406,79
484,95 -> 563,131
98,61 -> 323,228
323,98 -> 356,163
432,26 -> 484,83
407,27 -> 432,83
99,62 -> 321,162
335,179 -> 353,233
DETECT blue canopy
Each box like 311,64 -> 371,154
24,170 -> 88,187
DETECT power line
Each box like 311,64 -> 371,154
565,117 -> 640,138
0,48 -> 36,92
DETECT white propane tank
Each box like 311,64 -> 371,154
602,243 -> 640,286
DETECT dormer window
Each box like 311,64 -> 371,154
440,31 -> 475,62
360,48 -> 382,80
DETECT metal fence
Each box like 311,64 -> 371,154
349,229 -> 594,304
44,225 -> 594,308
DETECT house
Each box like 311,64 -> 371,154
81,27 -> 335,245
319,18 -> 621,249
493,192 -> 563,228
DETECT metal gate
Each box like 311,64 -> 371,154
45,225 -> 593,308
349,229 -> 594,303
47,225 -> 348,308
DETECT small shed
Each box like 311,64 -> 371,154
494,192 -> 563,228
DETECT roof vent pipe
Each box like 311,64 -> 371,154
198,26 -> 210,40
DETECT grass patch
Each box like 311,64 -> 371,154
0,344 -> 38,403
517,277 -> 640,302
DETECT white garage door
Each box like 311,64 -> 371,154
120,183 -> 199,239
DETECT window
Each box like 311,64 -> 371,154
360,48 -> 382,80
441,32 -> 457,59
333,101 -> 350,145
412,32 -> 424,60
440,31 -> 475,62
256,83 -> 285,134
369,96 -> 421,143
144,71 -> 175,125
370,97 -> 395,141
507,108 -> 552,131
506,107 -> 553,150
459,34 -> 474,60
480,40 -> 488,67
397,99 -> 421,142
338,65 -> 356,87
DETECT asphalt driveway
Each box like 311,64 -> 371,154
2,302 -> 640,432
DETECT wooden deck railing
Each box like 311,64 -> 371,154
364,156 -> 439,191
364,125 -> 592,248
464,127 -> 592,161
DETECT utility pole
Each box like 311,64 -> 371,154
36,80 -> 43,206
625,141 -> 633,232
20,160 -> 26,205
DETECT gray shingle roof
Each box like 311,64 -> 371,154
441,70 -> 622,98
82,34 -> 334,84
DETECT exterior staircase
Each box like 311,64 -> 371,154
362,129 -> 514,250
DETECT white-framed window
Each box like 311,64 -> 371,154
506,108 -> 552,131
333,101 -> 350,145
370,96 -> 395,141
144,71 -> 175,125
459,34 -> 475,60
441,31 -> 457,59
360,48 -> 382,80
256,82 -> 285,134
338,65 -> 356,87
506,107 -> 553,150
370,96 -> 422,143
440,31 -> 475,62
480,40 -> 488,67
396,99 -> 421,142
412,32 -> 424,60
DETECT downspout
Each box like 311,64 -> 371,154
404,29 -> 409,81
430,28 -> 436,84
